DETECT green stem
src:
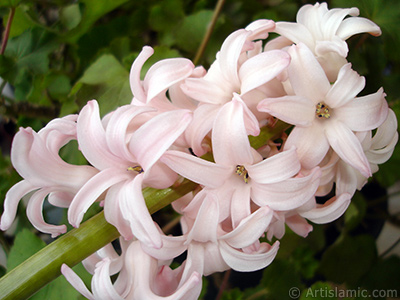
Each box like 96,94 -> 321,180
1,7 -> 16,55
193,0 -> 226,65
0,179 -> 198,300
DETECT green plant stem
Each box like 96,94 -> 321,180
0,179 -> 198,300
0,7 -> 15,55
193,0 -> 226,65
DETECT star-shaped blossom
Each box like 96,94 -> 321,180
258,43 -> 388,178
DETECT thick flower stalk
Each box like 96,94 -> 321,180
0,2 -> 397,299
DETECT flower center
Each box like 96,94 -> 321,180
315,102 -> 331,119
235,165 -> 249,184
127,165 -> 144,173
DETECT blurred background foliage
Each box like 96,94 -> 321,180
0,0 -> 399,299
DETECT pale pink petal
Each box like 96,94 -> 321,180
337,17 -> 381,40
222,206 -> 273,248
238,94 -> 261,137
284,126 -> 330,169
230,184 -> 251,228
144,58 -> 195,103
315,38 -> 348,58
0,180 -> 36,230
184,104 -> 219,156
77,100 -> 128,170
287,43 -> 331,103
274,22 -> 315,50
105,104 -> 155,162
104,183 -> 134,240
27,188 -> 67,238
371,109 -> 398,149
251,167 -> 321,211
92,258 -> 124,300
286,215 -> 313,237
219,29 -> 250,87
181,78 -> 230,105
321,7 -> 359,39
300,193 -> 351,224
220,241 -> 279,272
129,46 -> 154,102
212,98 -> 253,166
61,264 -> 95,300
239,50 -> 291,95
68,168 -> 130,227
48,191 -> 74,208
143,161 -> 178,189
202,242 -> 230,275
187,192 -> 219,243
326,121 -> 371,177
335,88 -> 389,131
11,127 -> 97,189
129,109 -> 192,171
245,19 -> 275,40
247,146 -> 301,184
141,234 -> 187,261
119,174 -> 162,249
161,151 -> 230,188
325,63 -> 365,108
257,95 -> 315,127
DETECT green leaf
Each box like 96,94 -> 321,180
175,10 -> 214,53
63,0 -> 131,43
319,234 -> 377,286
71,54 -> 131,115
149,0 -> 185,32
60,4 -> 82,31
7,229 -> 45,271
3,6 -> 37,38
259,259 -> 304,300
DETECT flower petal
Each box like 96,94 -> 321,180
257,95 -> 315,127
62,264 -> 95,300
105,104 -> 155,162
27,188 -> 67,238
335,88 -> 389,131
247,146 -> 301,184
287,43 -> 331,103
68,168 -> 130,227
251,167 -> 321,211
144,58 -> 195,103
300,193 -> 351,223
239,50 -> 291,95
220,240 -> 279,272
119,174 -> 162,249
337,17 -> 381,40
325,63 -> 365,108
222,206 -> 273,248
0,180 -> 36,230
92,258 -> 124,300
129,109 -> 192,171
129,46 -> 154,102
325,121 -> 371,177
285,126 -> 330,169
161,150 -> 230,188
212,98 -> 253,166
77,100 -> 128,170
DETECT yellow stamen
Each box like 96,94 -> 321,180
127,166 -> 144,173
316,102 -> 331,119
236,165 -> 249,184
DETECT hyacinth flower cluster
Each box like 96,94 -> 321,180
1,2 -> 398,299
